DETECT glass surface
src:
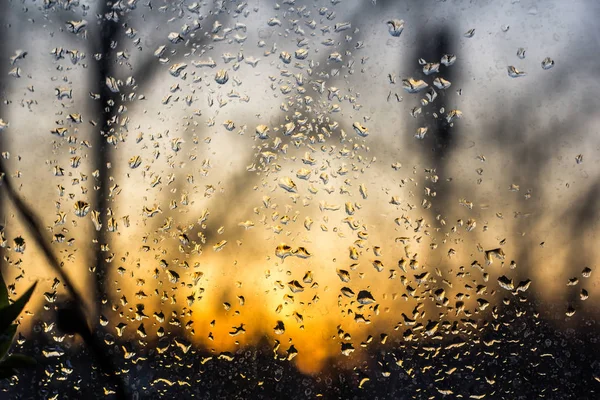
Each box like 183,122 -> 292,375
0,0 -> 599,398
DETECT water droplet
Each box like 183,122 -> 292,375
464,28 -> 475,38
441,54 -> 456,66
66,20 -> 88,34
352,122 -> 369,137
287,280 -> 305,293
213,240 -> 228,252
279,51 -> 292,64
402,78 -> 428,93
295,168 -> 311,180
517,48 -> 526,59
115,322 -> 127,337
10,49 -> 27,65
68,113 -> 82,124
337,269 -> 351,282
167,32 -> 184,44
303,271 -> 314,284
42,347 -> 65,358
433,77 -> 451,90
423,63 -> 440,75
357,290 -> 376,305
425,320 -> 439,336
372,260 -> 384,272
55,87 -> 72,100
497,275 -> 514,291
387,19 -> 405,37
267,18 -> 282,27
485,248 -> 505,265
359,183 -> 368,199
73,200 -> 90,217
255,124 -> 270,139
215,70 -> 229,84
304,217 -> 313,231
541,57 -> 555,70
279,177 -> 297,193
105,76 -> 120,92
334,22 -> 351,32
294,247 -> 312,259
13,236 -> 26,253
446,109 -> 463,123
8,67 -> 21,78
582,267 -> 592,278
142,204 -> 161,217
275,244 -> 294,260
516,279 -> 531,292
284,122 -> 295,135
434,288 -> 446,301
167,270 -> 180,284
128,155 -> 142,169
273,321 -> 285,334
286,345 -> 298,361
193,57 -> 216,68
238,220 -> 254,229
91,210 -> 102,231
341,342 -> 355,356
358,377 -> 370,389
171,137 -> 184,152
507,66 -> 527,78
295,49 -> 309,60
169,63 -> 188,77
349,246 -> 359,260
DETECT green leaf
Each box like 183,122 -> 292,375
0,353 -> 36,369
0,282 -> 37,333
0,271 -> 8,309
0,354 -> 37,380
0,324 -> 17,361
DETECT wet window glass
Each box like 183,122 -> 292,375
0,0 -> 599,398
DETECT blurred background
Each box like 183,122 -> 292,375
1,0 -> 599,398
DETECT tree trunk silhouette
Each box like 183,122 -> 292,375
89,2 -> 121,314
0,0 -> 10,269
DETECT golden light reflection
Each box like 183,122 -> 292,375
4,124 -> 599,376
6,178 -> 596,376
2,0 -> 598,378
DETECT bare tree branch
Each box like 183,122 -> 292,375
0,159 -> 127,398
